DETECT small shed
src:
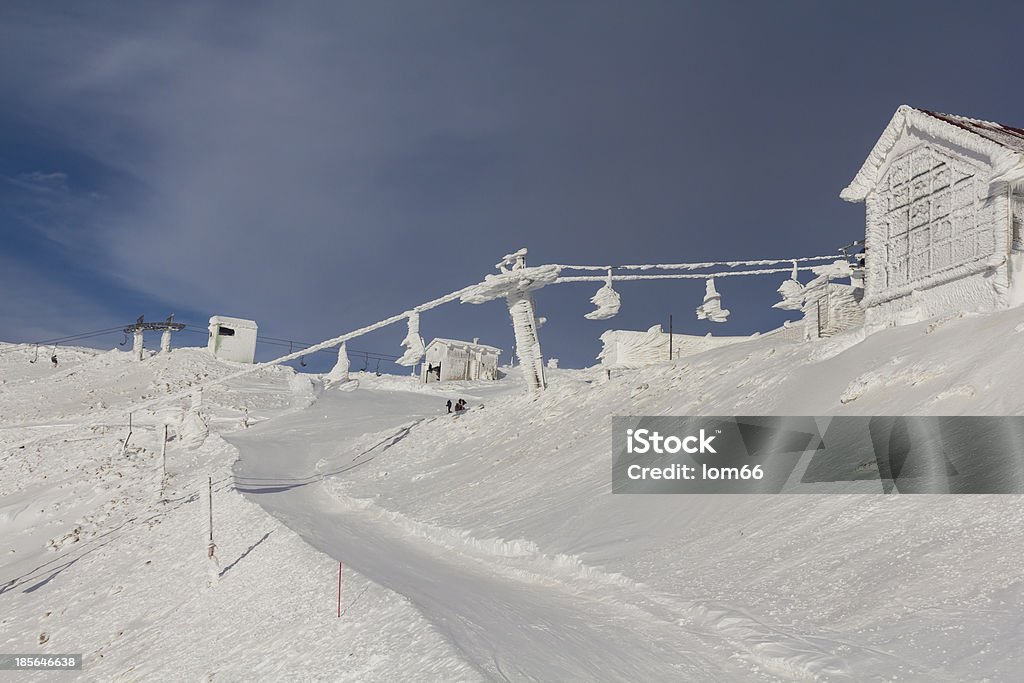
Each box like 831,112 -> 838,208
842,105 -> 1024,327
421,338 -> 501,383
207,315 -> 258,364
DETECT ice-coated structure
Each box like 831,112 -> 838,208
695,278 -> 730,323
421,338 -> 501,383
584,271 -> 621,320
598,325 -> 751,367
842,105 -> 1024,328
396,312 -> 426,367
461,248 -> 554,392
207,316 -> 258,364
325,342 -> 350,383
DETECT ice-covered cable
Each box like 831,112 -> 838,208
7,282 -> 487,453
554,265 -> 825,282
554,254 -> 841,272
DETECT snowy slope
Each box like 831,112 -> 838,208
239,307 -> 1024,681
3,305 -> 1024,681
0,346 -> 478,681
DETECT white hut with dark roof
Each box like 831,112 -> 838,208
842,105 -> 1024,328
421,338 -> 501,383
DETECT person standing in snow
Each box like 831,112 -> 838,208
50,353 -> 58,367
446,399 -> 452,413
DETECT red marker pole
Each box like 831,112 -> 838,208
337,561 -> 343,618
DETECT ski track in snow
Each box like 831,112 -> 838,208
227,387 -> 920,682
228,391 -> 753,681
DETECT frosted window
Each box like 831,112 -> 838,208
878,146 -> 992,289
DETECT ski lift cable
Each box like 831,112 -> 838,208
178,324 -> 401,362
554,265 -> 827,283
30,326 -> 126,345
9,280 -> 486,452
555,254 -> 842,272
0,327 -> 128,356
256,335 -> 401,360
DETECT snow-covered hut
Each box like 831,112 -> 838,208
421,338 -> 501,383
207,316 -> 258,364
842,105 -> 1024,328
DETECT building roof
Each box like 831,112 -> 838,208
426,337 -> 502,354
209,315 -> 258,330
921,109 -> 1024,155
841,105 -> 1024,202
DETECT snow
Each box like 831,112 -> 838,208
5,302 -> 1024,680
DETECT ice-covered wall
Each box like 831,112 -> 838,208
844,107 -> 1017,327
598,326 -> 749,367
207,316 -> 258,364
422,339 -> 500,382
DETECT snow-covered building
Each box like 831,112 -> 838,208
207,316 -> 258,364
598,326 -> 750,367
842,105 -> 1024,328
421,338 -> 501,383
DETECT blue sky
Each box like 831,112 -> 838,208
3,1 -> 1024,370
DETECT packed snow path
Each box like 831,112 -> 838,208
227,387 -> 754,681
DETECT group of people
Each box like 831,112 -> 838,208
446,398 -> 468,414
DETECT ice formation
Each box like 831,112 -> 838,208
459,251 -> 556,393
774,261 -> 804,311
695,278 -> 730,323
584,270 -> 621,320
507,293 -> 546,392
180,389 -> 209,449
396,312 -> 425,367
325,342 -> 351,383
460,264 -> 562,305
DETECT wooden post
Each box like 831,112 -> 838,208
337,561 -> 343,618
207,476 -> 216,559
120,413 -> 133,456
160,424 -> 168,500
